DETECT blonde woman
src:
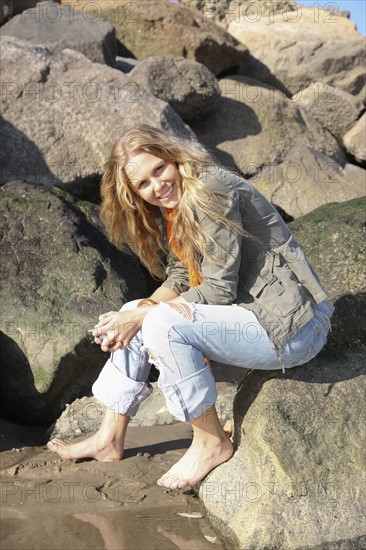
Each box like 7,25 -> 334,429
48,125 -> 334,490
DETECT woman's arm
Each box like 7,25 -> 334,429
149,286 -> 180,302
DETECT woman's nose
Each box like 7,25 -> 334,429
151,177 -> 164,191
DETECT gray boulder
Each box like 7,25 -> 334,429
75,0 -> 248,75
252,144 -> 366,218
200,350 -> 366,549
230,6 -> 365,98
343,113 -> 366,164
1,0 -> 117,66
0,181 -> 153,424
128,56 -> 221,121
296,83 -> 364,141
190,76 -> 345,177
0,36 -> 193,198
289,197 -> 366,349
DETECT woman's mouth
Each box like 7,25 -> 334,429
158,183 -> 175,200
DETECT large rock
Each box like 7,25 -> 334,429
343,113 -> 366,164
200,351 -> 366,549
296,83 -> 364,141
252,144 -> 366,218
0,181 -> 153,424
0,36 -> 193,199
190,76 -> 345,177
71,0 -> 248,75
128,56 -> 220,121
289,197 -> 366,349
229,6 -> 365,98
1,0 -> 117,66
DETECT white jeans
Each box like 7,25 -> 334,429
92,300 -> 334,422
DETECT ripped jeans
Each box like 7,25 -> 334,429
92,300 -> 334,422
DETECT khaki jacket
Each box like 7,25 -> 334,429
161,166 -> 329,348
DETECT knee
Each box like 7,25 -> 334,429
141,302 -> 193,347
141,304 -> 168,344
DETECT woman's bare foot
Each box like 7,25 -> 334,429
157,436 -> 233,490
157,404 -> 234,490
47,409 -> 130,462
47,434 -> 123,462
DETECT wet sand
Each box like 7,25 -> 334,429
0,420 -> 230,550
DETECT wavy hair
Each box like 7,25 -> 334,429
100,124 -> 248,279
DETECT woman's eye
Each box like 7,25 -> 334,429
138,181 -> 147,189
155,164 -> 165,174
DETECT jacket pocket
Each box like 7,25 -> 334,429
248,252 -> 308,318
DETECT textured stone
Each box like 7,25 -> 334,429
252,144 -> 365,218
296,82 -> 364,140
1,0 -> 117,66
72,0 -> 248,75
0,36 -> 193,199
200,351 -> 366,549
343,113 -> 366,164
190,76 -> 345,176
289,197 -> 366,349
128,56 -> 220,120
0,181 -> 153,424
230,6 -> 365,97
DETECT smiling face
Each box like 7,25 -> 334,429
125,151 -> 183,209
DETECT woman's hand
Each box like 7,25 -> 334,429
92,306 -> 154,353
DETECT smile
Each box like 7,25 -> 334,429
158,183 -> 175,200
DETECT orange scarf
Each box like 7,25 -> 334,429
165,208 -> 202,287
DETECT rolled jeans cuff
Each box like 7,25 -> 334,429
92,359 -> 153,417
158,364 -> 218,422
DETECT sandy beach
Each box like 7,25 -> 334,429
0,419 -> 229,550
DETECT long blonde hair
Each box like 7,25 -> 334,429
100,125 -> 247,279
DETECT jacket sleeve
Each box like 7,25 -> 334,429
179,189 -> 243,305
161,250 -> 190,295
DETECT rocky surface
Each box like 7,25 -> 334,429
230,6 -> 365,99
1,0 -> 117,66
200,350 -> 366,549
128,56 -> 220,121
0,181 -> 153,424
289,197 -> 366,349
296,83 -> 364,141
0,36 -> 193,198
72,0 -> 248,75
190,75 -> 345,176
252,144 -> 366,218
343,113 -> 366,164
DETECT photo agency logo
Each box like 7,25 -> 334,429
201,0 -> 342,24
219,80 -> 341,105
1,80 -> 140,105
200,477 -> 340,504
21,1 -> 140,25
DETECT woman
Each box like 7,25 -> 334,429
48,125 -> 334,490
